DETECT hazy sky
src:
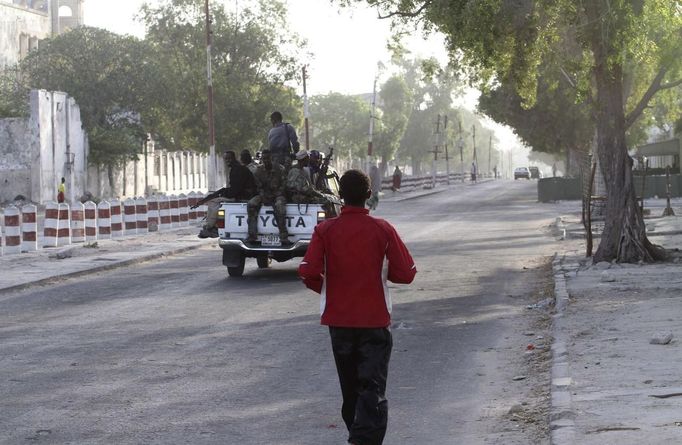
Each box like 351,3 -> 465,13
83,0 -> 447,96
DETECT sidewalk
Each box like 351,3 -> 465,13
0,224 -> 214,294
550,199 -> 682,444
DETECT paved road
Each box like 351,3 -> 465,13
1,179 -> 561,444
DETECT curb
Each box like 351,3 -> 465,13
0,240 -> 212,294
550,253 -> 576,444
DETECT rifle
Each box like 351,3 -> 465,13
321,146 -> 334,173
191,187 -> 228,209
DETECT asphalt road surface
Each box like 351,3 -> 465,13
1,179 -> 562,444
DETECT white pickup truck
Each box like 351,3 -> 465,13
216,170 -> 341,277
217,202 -> 333,276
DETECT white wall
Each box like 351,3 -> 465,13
0,2 -> 51,70
1,89 -> 209,204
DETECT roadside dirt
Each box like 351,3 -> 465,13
488,257 -> 554,444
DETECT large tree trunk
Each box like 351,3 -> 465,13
586,3 -> 665,263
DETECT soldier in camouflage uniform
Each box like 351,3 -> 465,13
287,150 -> 328,204
247,149 -> 289,244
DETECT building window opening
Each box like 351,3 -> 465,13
58,5 -> 73,17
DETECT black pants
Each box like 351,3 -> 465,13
329,327 -> 392,445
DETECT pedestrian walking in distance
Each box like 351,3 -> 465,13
299,169 -> 417,445
57,177 -> 66,203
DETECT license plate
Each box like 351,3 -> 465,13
260,234 -> 281,247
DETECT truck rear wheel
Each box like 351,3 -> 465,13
227,254 -> 246,277
256,255 -> 271,269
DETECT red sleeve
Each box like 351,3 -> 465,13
385,223 -> 417,284
298,225 -> 325,293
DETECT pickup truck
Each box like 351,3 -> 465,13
216,170 -> 341,277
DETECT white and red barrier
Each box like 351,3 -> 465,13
3,206 -> 21,255
1,189 -> 210,257
159,196 -> 171,230
57,203 -> 71,246
135,197 -> 148,232
178,194 -> 189,226
97,201 -> 112,239
110,199 -> 123,238
187,192 -> 198,221
84,201 -> 98,242
123,198 -> 137,236
21,204 -> 38,252
196,193 -> 207,219
71,202 -> 85,243
147,196 -> 160,229
169,195 -> 180,226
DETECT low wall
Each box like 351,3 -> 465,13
0,169 -> 31,202
537,174 -> 682,202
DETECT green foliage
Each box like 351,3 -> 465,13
138,0 -> 306,153
374,75 -> 412,164
18,27 -> 160,166
0,68 -> 29,118
308,93 -> 370,159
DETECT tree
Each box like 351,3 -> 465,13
309,93 -> 371,166
17,27 -> 161,167
374,75 -> 412,174
478,65 -> 594,176
138,0 -> 306,153
338,0 -> 682,263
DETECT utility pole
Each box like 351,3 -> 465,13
302,66 -> 310,151
472,125 -> 477,182
488,134 -> 492,175
367,77 -> 377,174
458,119 -> 464,183
431,114 -> 441,189
51,0 -> 60,36
205,0 -> 217,190
443,115 -> 450,185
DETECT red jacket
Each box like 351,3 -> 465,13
299,206 -> 416,328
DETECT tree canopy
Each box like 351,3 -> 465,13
338,0 -> 682,262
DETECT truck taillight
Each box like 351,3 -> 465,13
317,211 -> 326,223
217,210 -> 225,229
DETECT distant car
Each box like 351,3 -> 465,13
529,166 -> 542,179
514,167 -> 531,180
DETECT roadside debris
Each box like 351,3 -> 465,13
649,332 -> 673,345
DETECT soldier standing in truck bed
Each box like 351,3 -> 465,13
247,149 -> 289,244
268,111 -> 300,166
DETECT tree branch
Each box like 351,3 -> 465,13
624,66 -> 669,129
375,0 -> 431,19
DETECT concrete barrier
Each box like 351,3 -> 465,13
169,195 -> 180,226
135,197 -> 148,231
123,198 -> 137,236
196,193 -> 207,219
71,202 -> 85,243
110,199 -> 123,238
3,206 -> 21,255
159,195 -> 171,231
57,203 -> 71,246
97,201 -> 112,239
147,195 -> 160,230
21,204 -> 38,252
84,201 -> 98,241
188,192 -> 198,221
178,194 -> 189,226
43,202 -> 59,248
